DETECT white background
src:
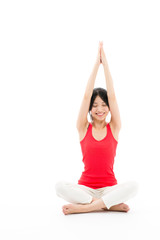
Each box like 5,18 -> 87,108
0,0 -> 160,239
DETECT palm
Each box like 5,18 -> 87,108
99,41 -> 104,64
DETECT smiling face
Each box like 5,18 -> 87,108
90,95 -> 110,122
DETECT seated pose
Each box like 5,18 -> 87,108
55,41 -> 138,215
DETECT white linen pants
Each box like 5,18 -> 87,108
55,180 -> 139,209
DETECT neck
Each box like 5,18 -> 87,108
92,120 -> 107,129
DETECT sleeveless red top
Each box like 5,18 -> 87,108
78,122 -> 118,189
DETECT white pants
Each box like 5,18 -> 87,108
55,181 -> 139,209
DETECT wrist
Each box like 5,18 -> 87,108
102,60 -> 108,68
95,60 -> 100,67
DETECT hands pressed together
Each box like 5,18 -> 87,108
96,41 -> 107,66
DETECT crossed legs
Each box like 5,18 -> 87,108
62,198 -> 130,215
55,181 -> 138,215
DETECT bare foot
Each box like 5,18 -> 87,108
62,201 -> 130,215
62,198 -> 100,215
91,199 -> 129,212
62,203 -> 87,215
107,203 -> 130,212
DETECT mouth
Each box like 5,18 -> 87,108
96,112 -> 105,117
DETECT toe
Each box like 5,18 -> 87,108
62,205 -> 67,214
127,206 -> 130,212
62,205 -> 71,215
62,207 -> 67,215
123,205 -> 130,212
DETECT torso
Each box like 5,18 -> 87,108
78,121 -> 120,142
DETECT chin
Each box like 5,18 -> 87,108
95,116 -> 106,121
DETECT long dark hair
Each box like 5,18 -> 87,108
89,87 -> 110,120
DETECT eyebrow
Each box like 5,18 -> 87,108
93,102 -> 105,104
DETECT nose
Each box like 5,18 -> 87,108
97,106 -> 103,112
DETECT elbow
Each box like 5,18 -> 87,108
76,120 -> 79,130
76,123 -> 80,130
76,121 -> 81,131
115,120 -> 122,130
117,118 -> 122,129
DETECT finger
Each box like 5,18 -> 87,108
101,46 -> 104,53
100,48 -> 103,56
100,41 -> 103,47
99,41 -> 103,49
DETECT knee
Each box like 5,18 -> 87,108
127,181 -> 139,195
55,181 -> 68,195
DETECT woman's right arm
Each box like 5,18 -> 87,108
76,60 -> 100,131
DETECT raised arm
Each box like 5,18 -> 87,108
76,44 -> 101,131
100,42 -> 122,130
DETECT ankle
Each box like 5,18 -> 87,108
91,197 -> 99,203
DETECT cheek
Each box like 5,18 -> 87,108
91,109 -> 96,114
105,107 -> 109,112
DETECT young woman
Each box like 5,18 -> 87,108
55,41 -> 138,215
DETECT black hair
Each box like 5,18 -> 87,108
89,87 -> 110,120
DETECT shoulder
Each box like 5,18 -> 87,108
77,121 -> 90,142
108,120 -> 121,142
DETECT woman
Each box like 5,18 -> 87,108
55,41 -> 138,215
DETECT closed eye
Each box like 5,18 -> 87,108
93,104 -> 106,107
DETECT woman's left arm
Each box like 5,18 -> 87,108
100,43 -> 121,129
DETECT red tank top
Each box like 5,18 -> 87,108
78,122 -> 118,189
